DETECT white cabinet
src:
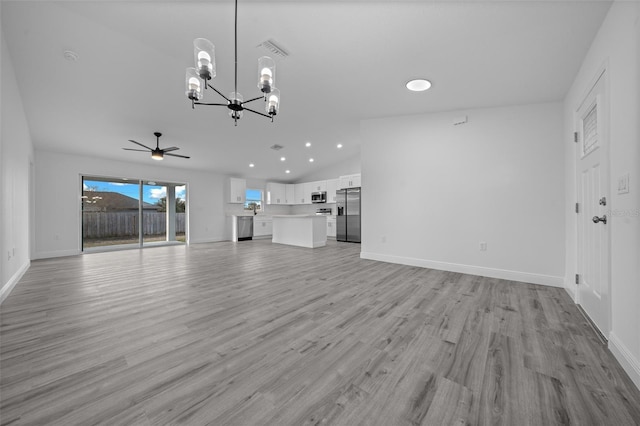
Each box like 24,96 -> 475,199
267,182 -> 286,205
253,217 -> 273,237
305,182 -> 315,204
308,180 -> 327,192
267,182 -> 297,205
326,179 -> 338,203
294,182 -> 313,204
285,184 -> 295,204
229,178 -> 246,203
294,183 -> 304,204
339,174 -> 361,189
327,217 -> 336,238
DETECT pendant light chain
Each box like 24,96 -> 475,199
234,0 -> 238,98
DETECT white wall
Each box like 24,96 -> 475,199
33,150 -> 229,259
296,154 -> 361,183
360,102 -> 565,287
563,1 -> 640,389
1,31 -> 34,303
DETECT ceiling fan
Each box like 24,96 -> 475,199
123,132 -> 190,161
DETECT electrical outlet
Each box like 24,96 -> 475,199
479,241 -> 487,251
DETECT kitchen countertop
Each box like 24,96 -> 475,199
272,214 -> 324,218
229,214 -> 334,219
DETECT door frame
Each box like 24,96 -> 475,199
573,61 -> 612,338
79,174 -> 189,252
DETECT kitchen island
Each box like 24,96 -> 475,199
272,215 -> 327,248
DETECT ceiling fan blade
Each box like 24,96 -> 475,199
162,147 -> 180,152
128,139 -> 153,150
165,153 -> 191,159
122,148 -> 149,152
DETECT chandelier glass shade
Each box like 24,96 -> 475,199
184,0 -> 280,126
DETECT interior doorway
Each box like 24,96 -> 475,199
575,67 -> 610,339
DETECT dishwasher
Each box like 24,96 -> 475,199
237,216 -> 253,241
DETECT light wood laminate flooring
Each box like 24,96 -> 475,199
1,240 -> 639,425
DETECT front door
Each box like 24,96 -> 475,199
575,68 -> 610,337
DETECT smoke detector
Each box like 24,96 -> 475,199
63,50 -> 79,62
257,40 -> 289,59
270,144 -> 284,151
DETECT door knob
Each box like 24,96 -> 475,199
592,215 -> 607,225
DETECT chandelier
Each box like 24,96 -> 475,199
184,0 -> 280,126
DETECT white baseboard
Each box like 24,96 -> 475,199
0,260 -> 30,304
189,237 -> 228,245
609,332 -> 640,391
32,249 -> 81,260
359,252 -> 564,287
564,281 -> 577,301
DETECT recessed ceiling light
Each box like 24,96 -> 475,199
309,158 -> 314,162
406,79 -> 432,92
285,170 -> 290,174
337,144 -> 343,149
249,163 -> 255,167
305,142 -> 311,147
280,156 -> 286,161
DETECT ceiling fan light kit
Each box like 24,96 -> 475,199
123,132 -> 190,161
185,0 -> 280,126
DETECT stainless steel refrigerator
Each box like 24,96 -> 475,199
336,187 -> 361,243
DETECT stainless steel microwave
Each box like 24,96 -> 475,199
311,191 -> 327,203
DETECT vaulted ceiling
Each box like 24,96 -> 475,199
1,1 -> 611,181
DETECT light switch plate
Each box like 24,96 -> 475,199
617,173 -> 630,194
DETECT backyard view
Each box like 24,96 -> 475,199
82,177 -> 186,249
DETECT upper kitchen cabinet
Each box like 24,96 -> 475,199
294,183 -> 307,204
308,180 -> 327,192
326,179 -> 338,203
338,174 -> 361,189
294,182 -> 316,204
229,177 -> 246,203
267,182 -> 286,205
285,184 -> 295,204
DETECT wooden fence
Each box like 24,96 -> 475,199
82,211 -> 185,238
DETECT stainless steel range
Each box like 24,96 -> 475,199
315,208 -> 332,215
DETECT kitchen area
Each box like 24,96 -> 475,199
227,173 -> 361,248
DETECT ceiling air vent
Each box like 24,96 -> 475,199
258,39 -> 289,59
270,144 -> 284,151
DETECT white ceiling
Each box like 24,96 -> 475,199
1,1 -> 611,182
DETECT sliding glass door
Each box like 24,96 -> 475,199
82,176 -> 187,251
82,177 -> 142,249
142,182 -> 186,246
